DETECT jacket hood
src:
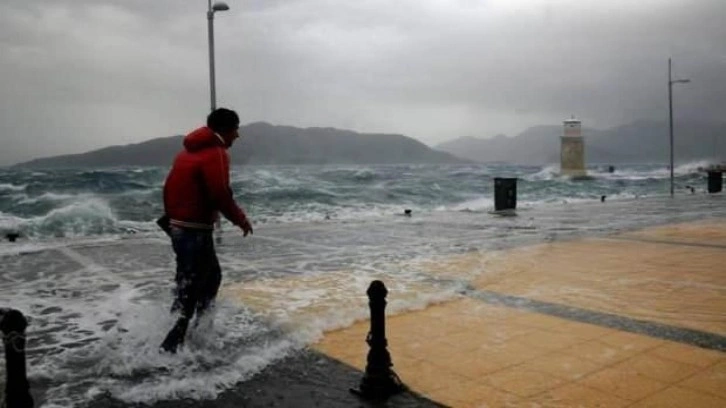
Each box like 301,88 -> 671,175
183,127 -> 225,152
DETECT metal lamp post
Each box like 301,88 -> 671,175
208,1 -> 230,111
208,1 -> 229,240
668,58 -> 690,197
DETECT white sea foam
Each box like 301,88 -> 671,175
0,182 -> 26,192
588,160 -> 712,180
524,165 -> 560,181
447,197 -> 495,212
16,192 -> 83,204
251,202 -> 421,224
0,247 -> 273,405
445,192 -> 645,212
675,160 -> 715,175
2,197 -> 122,239
523,161 -> 710,182
0,223 -> 471,407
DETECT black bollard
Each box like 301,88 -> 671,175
350,280 -> 405,400
0,308 -> 34,408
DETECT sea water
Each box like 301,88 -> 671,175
0,162 -> 714,238
0,162 -> 723,406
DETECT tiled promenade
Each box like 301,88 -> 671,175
314,220 -> 726,407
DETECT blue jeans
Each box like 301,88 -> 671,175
161,226 -> 221,352
169,226 -> 221,320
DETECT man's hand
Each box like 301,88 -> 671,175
241,218 -> 254,237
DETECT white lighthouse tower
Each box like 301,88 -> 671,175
560,116 -> 587,178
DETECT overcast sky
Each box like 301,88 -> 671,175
1,0 -> 724,165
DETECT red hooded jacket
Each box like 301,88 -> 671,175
163,127 -> 248,230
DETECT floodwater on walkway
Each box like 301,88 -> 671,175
1,194 -> 724,406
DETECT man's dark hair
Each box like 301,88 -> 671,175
207,108 -> 240,133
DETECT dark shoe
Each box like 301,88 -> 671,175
160,318 -> 189,354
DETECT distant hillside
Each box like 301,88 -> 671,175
15,122 -> 468,168
437,120 -> 726,164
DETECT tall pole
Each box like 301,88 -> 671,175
668,58 -> 674,197
207,0 -> 217,112
208,0 -> 219,239
207,1 -> 228,241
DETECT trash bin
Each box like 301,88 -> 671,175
708,171 -> 722,193
494,178 -> 517,211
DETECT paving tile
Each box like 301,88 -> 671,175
388,315 -> 449,340
548,320 -> 616,341
423,379 -> 520,408
447,309 -> 509,331
461,390 -> 523,408
477,338 -> 552,365
647,342 -> 725,368
473,321 -> 539,341
506,312 -> 572,330
439,330 -> 503,352
468,237 -> 726,337
456,301 -> 520,321
609,353 -> 702,384
394,316 -> 466,341
578,365 -> 669,401
427,297 -> 484,316
396,360 -> 470,395
516,351 -> 605,381
530,383 -> 631,407
313,329 -> 369,360
485,366 -> 568,398
395,336 -> 463,361
429,348 -> 515,380
564,340 -> 642,365
425,301 -> 473,320
514,328 -> 587,351
597,331 -> 665,353
628,386 -> 726,408
389,352 -> 421,373
677,360 -> 726,400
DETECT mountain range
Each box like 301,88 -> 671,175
14,122 -> 467,168
436,120 -> 726,165
12,119 -> 726,168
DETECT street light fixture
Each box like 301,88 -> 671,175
208,1 -> 230,111
208,1 -> 229,240
213,2 -> 230,12
668,57 -> 690,197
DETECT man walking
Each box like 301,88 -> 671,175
160,108 -> 253,353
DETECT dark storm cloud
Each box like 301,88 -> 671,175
0,0 -> 724,165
